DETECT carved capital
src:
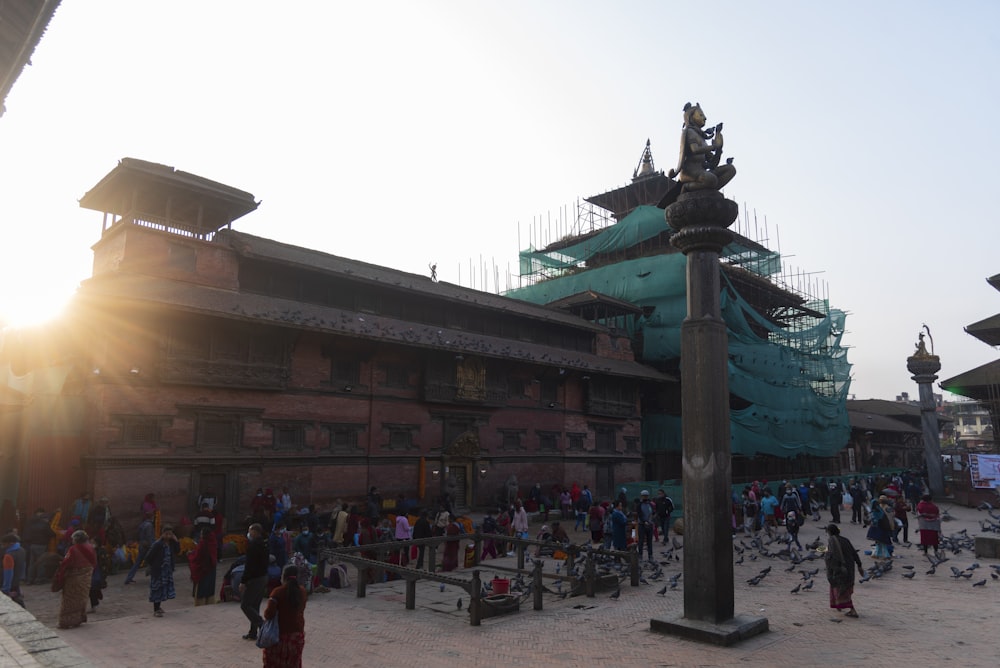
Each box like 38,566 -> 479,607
666,189 -> 738,231
906,355 -> 941,379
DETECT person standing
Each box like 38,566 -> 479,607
610,501 -> 628,551
1,533 -> 26,607
22,508 -> 54,585
827,480 -> 843,524
88,536 -> 111,613
124,513 -> 155,585
916,494 -> 941,556
589,501 -> 605,545
189,526 -> 218,606
636,491 -> 655,562
411,510 -> 432,569
866,496 -> 894,566
741,491 -> 758,535
146,525 -> 178,618
53,530 -> 96,628
760,490 -> 779,537
892,494 -> 911,543
848,479 -> 866,525
240,523 -> 269,640
784,510 -> 803,549
331,504 -> 349,548
511,501 -> 528,547
262,564 -> 308,668
824,523 -> 863,618
394,511 -> 411,565
654,489 -> 674,543
71,493 -> 92,525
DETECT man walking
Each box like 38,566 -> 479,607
22,509 -> 54,585
239,523 -> 269,640
654,489 -> 674,543
636,490 -> 655,562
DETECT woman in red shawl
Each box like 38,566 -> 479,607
188,526 -> 218,606
357,518 -> 377,583
54,530 -> 97,629
916,493 -> 941,555
262,564 -> 308,668
441,515 -> 462,572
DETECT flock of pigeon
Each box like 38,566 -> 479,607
446,503 -> 1000,611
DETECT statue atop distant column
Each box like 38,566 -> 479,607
669,102 -> 736,192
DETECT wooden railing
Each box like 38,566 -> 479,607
319,531 -> 640,626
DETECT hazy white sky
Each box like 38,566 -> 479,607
2,1 -> 998,401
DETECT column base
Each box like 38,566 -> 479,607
650,613 -> 769,646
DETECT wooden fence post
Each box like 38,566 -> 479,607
469,570 -> 481,626
532,559 -> 543,611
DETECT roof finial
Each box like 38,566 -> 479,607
632,139 -> 656,181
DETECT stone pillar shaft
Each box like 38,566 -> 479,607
908,355 -> 945,498
668,191 -> 736,624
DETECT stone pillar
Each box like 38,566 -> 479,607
650,189 -> 768,645
907,353 -> 945,497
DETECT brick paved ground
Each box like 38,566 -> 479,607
4,502 -> 999,667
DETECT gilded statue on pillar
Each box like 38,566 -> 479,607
669,102 -> 736,192
913,324 -> 935,358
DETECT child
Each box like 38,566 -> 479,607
784,510 -> 802,549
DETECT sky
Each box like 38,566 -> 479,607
1,1 -> 999,402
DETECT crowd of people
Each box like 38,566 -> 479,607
1,469 -> 952,665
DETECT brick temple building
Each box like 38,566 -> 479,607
1,158 -> 670,530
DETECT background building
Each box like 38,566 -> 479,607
1,158 -> 667,531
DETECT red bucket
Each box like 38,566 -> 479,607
491,578 -> 510,595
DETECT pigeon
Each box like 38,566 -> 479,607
902,571 -> 915,579
925,567 -> 936,575
902,565 -> 914,570
991,573 -> 998,581
802,580 -> 814,590
746,576 -> 762,586
972,579 -> 987,587
657,585 -> 668,595
790,583 -> 802,594
735,556 -> 744,565
440,584 -> 446,592
610,588 -> 621,600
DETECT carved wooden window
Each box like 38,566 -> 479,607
384,423 -> 418,451
624,436 -> 640,454
198,417 -> 240,450
567,432 -> 587,452
112,416 -> 165,448
594,426 -> 617,454
499,429 -> 525,451
383,364 -> 409,389
272,424 -> 305,450
330,360 -> 360,388
325,423 -> 365,453
537,431 -> 560,452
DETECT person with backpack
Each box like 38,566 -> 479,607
654,489 -> 675,543
636,490 -> 655,562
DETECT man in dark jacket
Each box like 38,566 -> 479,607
240,523 -> 269,640
411,510 -> 432,570
22,509 -> 54,585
